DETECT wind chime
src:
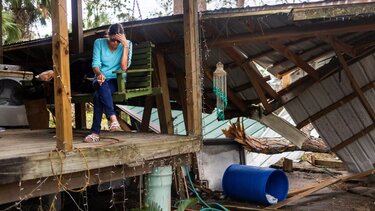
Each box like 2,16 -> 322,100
213,62 -> 228,120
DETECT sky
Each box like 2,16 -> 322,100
34,0 -> 321,38
35,0 -> 164,37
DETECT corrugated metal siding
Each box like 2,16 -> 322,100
118,105 -> 266,138
285,52 -> 375,172
246,108 -> 304,167
120,105 -> 304,167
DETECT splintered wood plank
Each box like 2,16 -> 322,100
268,178 -> 340,209
184,0 -> 202,136
51,0 -> 73,151
271,169 -> 375,209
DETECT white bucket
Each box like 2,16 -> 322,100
145,166 -> 173,211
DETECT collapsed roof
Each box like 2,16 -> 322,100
4,0 -> 375,172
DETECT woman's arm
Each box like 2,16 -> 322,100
114,34 -> 129,72
92,39 -> 105,85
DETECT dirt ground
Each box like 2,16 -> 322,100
284,171 -> 375,211
192,160 -> 375,211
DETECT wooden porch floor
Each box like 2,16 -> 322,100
0,129 -> 200,204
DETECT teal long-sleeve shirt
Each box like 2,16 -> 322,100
92,38 -> 133,79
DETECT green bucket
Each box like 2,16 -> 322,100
145,166 -> 173,211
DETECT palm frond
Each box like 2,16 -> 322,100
2,10 -> 22,43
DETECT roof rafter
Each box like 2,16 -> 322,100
296,81 -> 375,129
331,124 -> 375,152
269,41 -> 320,80
320,35 -> 356,57
277,32 -> 375,77
267,44 -> 375,114
223,47 -> 278,112
332,47 -> 375,122
208,18 -> 375,48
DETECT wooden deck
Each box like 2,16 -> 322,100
0,129 -> 200,204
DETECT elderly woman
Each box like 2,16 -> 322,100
84,23 -> 132,143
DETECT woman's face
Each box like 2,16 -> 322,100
108,35 -> 119,49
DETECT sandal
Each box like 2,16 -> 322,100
83,134 -> 100,143
109,121 -> 121,132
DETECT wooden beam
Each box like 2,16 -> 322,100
269,168 -> 375,209
268,178 -> 340,209
223,47 -> 277,112
272,42 -> 327,70
320,35 -> 355,57
278,49 -> 334,78
74,103 -> 86,129
116,113 -> 132,132
222,48 -> 276,98
175,70 -> 188,134
296,81 -> 375,129
71,0 -> 86,130
277,32 -> 374,77
71,0 -> 83,54
184,0 -> 202,136
277,36 -> 375,98
208,18 -> 375,48
0,0 -> 2,64
333,48 -> 375,122
283,158 -> 293,172
332,124 -> 375,152
269,41 -> 320,80
155,52 -> 174,134
141,96 -> 154,132
268,44 -> 375,114
291,2 -> 375,21
0,154 -> 191,205
51,0 -> 73,151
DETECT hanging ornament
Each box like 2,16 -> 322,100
213,62 -> 228,120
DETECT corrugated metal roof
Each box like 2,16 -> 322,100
285,52 -> 375,172
4,1 -> 375,113
4,1 -> 375,170
116,105 -> 266,138
118,105 -> 304,167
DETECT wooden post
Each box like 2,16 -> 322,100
174,0 -> 206,14
0,0 -> 3,63
184,0 -> 202,136
155,52 -> 174,134
141,96 -> 154,132
71,0 -> 83,53
51,0 -> 73,151
283,158 -> 293,172
71,0 -> 86,129
175,70 -> 188,134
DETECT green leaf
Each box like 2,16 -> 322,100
176,198 -> 199,211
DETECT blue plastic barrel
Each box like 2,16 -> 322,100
222,164 -> 289,205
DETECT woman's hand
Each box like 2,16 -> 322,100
97,73 -> 106,86
114,33 -> 128,47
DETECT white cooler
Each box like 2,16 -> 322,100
0,66 -> 33,126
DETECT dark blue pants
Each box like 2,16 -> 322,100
91,79 -> 117,134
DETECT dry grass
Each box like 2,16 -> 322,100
48,103 -> 110,130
